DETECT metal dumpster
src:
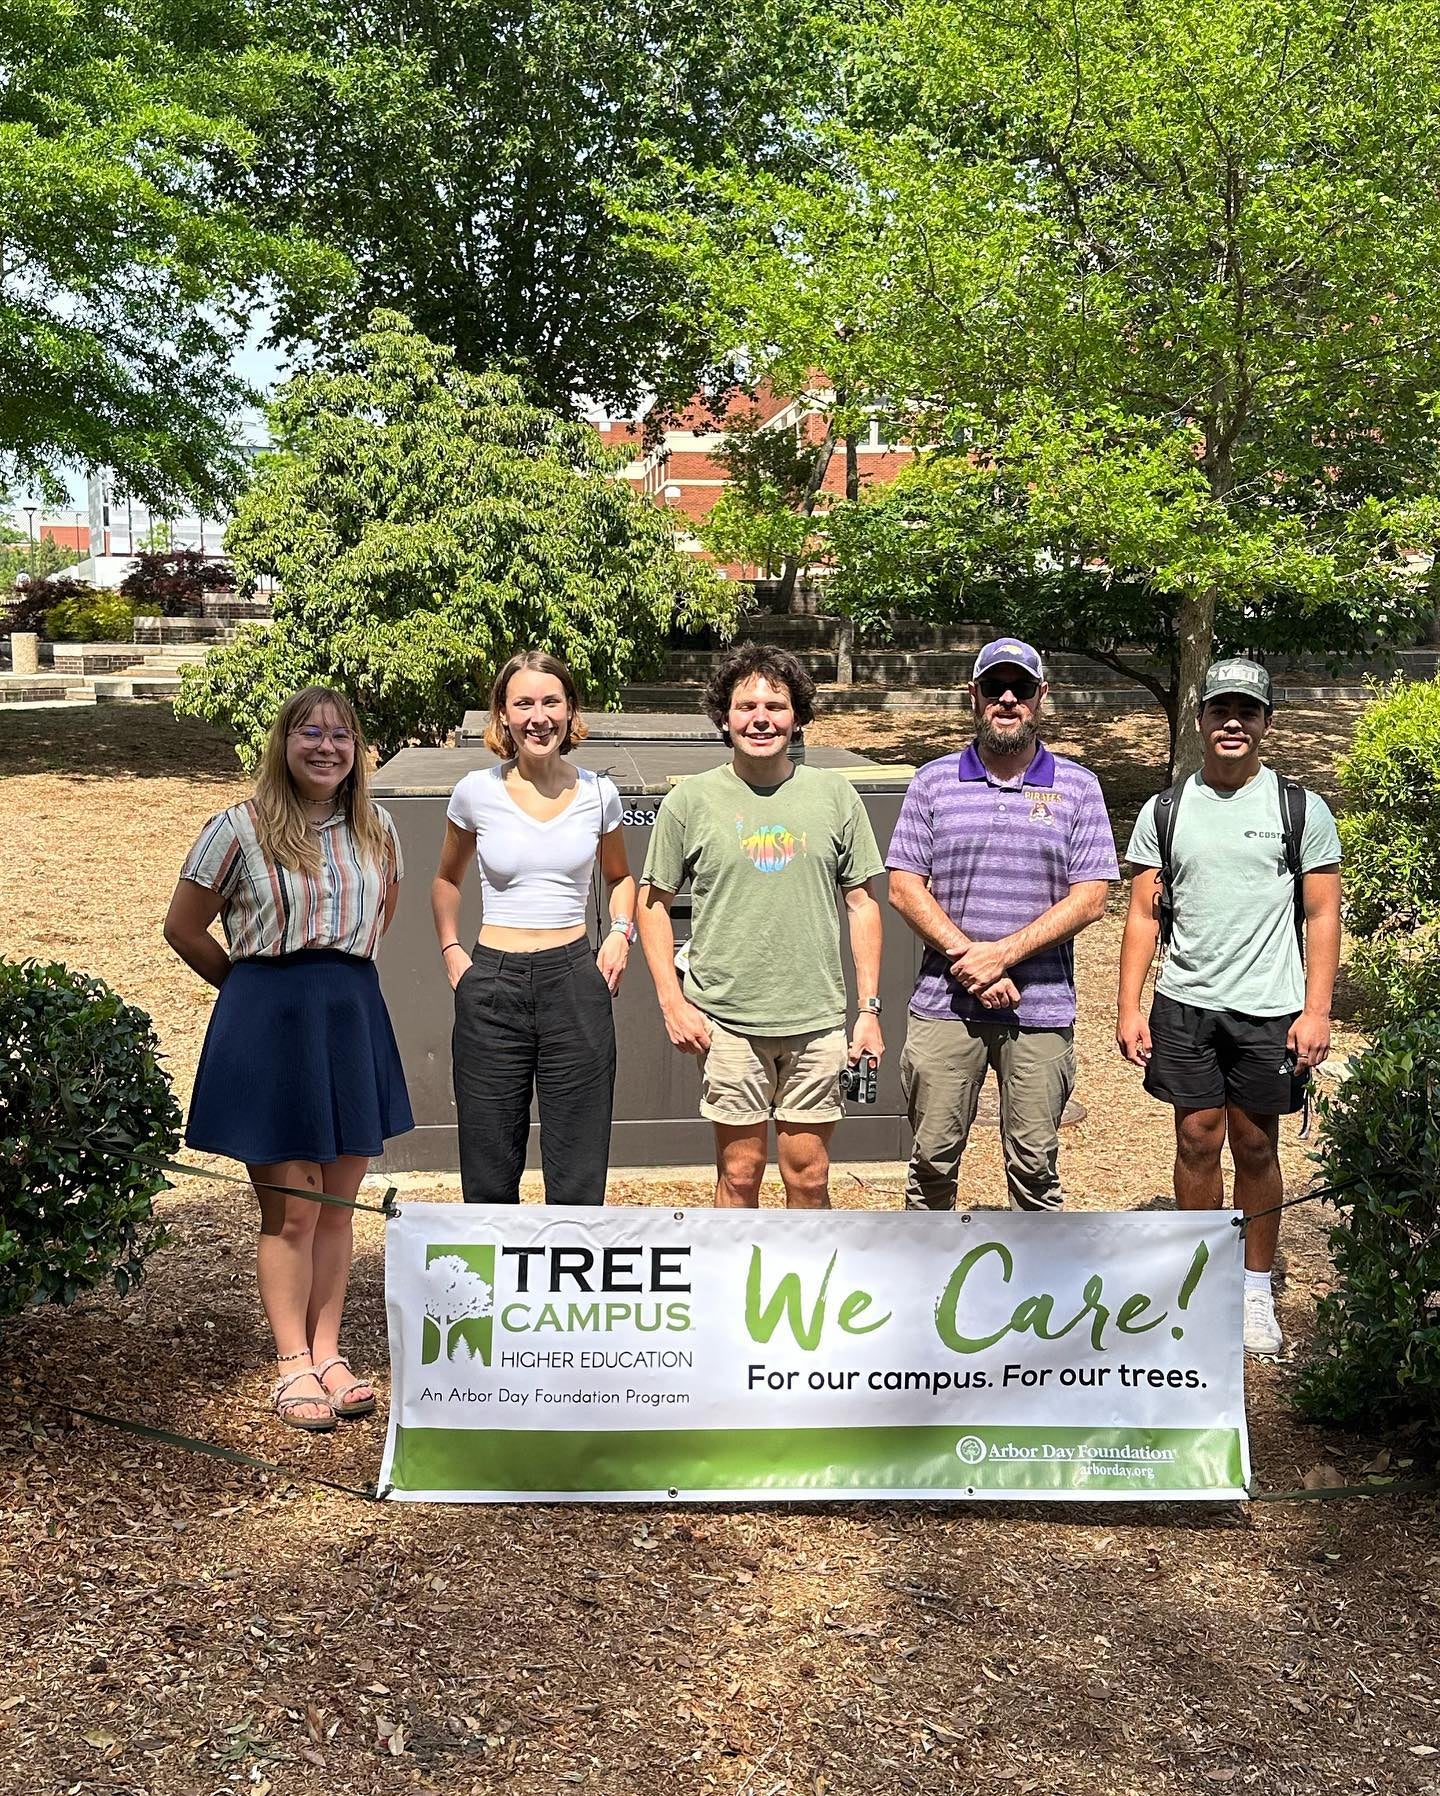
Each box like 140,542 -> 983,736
371,730 -> 919,1174
458,708 -> 727,747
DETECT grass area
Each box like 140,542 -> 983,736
1,699 -> 1436,1796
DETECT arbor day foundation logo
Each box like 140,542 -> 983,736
422,1246 -> 495,1366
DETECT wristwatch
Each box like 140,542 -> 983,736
858,996 -> 882,1015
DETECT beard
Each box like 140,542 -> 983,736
977,715 -> 1038,759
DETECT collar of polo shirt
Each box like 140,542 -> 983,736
957,741 -> 1055,788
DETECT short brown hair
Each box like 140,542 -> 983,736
484,650 -> 590,756
703,642 -> 816,737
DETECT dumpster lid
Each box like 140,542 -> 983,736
458,708 -> 724,745
373,741 -> 914,797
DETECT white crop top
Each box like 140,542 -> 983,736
446,764 -> 623,927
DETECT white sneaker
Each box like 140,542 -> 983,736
1243,1288 -> 1283,1356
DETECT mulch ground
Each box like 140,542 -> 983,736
1,700 -> 1436,1796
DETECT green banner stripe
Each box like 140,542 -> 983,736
390,1424 -> 1246,1497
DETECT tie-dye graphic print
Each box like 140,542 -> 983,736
736,815 -> 808,872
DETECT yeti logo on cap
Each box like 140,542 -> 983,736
1200,658 -> 1273,709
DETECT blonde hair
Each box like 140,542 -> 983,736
484,650 -> 590,757
253,687 -> 390,875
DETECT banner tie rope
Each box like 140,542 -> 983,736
1232,1172 -> 1368,1234
53,1136 -> 401,1217
18,1394 -> 384,1501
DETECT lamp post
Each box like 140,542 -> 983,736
23,506 -> 36,572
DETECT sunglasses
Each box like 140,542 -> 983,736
977,675 -> 1040,702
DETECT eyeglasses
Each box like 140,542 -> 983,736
291,725 -> 354,746
977,675 -> 1040,703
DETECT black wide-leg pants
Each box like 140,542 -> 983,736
451,939 -> 616,1205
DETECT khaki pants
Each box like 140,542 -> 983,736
900,1015 -> 1076,1213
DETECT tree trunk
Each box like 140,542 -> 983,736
1161,679 -> 1181,784
845,431 -> 859,503
835,614 -> 854,686
1170,583 -> 1218,780
776,422 -> 837,615
1170,435 -> 1237,778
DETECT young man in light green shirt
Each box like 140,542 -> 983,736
636,643 -> 885,1209
1117,659 -> 1342,1357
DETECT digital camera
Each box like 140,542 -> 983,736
839,1052 -> 879,1105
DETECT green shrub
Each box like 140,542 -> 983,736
1295,1018 -> 1440,1441
0,959 -> 180,1317
1338,678 -> 1440,1020
44,591 -> 138,642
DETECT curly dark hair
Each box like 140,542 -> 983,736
703,641 -> 817,738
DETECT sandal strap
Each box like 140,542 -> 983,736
315,1357 -> 372,1404
273,1368 -> 328,1400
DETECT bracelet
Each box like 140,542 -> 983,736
441,941 -> 465,954
609,916 -> 635,942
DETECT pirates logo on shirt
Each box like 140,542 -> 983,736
1023,787 -> 1059,825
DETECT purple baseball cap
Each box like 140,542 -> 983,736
972,637 -> 1045,683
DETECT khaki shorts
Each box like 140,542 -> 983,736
700,1017 -> 848,1125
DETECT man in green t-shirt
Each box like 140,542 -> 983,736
636,643 -> 886,1208
1116,658 -> 1343,1357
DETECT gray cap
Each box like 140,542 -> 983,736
973,637 -> 1045,683
1200,657 -> 1273,709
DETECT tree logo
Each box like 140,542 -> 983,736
421,1245 -> 495,1366
955,1435 -> 987,1466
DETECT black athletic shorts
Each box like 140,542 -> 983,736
1144,992 -> 1308,1115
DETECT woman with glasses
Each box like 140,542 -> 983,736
432,650 -> 635,1205
164,687 -> 413,1430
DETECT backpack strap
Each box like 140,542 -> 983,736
1278,775 -> 1308,963
1153,778 -> 1185,950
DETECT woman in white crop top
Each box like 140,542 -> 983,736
431,650 -> 636,1204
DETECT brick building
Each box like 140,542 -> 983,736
592,385 -> 916,576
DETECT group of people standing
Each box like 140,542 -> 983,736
164,636 -> 1341,1428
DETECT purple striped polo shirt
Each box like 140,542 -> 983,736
886,742 -> 1118,1028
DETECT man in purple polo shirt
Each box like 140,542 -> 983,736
887,637 -> 1119,1211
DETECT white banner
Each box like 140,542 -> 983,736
378,1206 -> 1249,1503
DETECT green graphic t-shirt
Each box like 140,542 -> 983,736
642,762 -> 885,1035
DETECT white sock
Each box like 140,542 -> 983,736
1244,1270 -> 1273,1295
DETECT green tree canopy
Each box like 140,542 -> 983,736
665,0 -> 1440,770
1,0 -> 343,509
176,312 -> 734,765
221,0 -> 827,414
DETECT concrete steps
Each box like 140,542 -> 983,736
0,675 -> 83,704
662,620 -> 1440,692
620,680 -> 1378,714
91,674 -> 184,700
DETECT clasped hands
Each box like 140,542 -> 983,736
948,938 -> 1019,1011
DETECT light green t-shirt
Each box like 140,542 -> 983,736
641,762 -> 885,1036
1126,766 -> 1342,1017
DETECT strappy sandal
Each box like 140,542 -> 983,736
271,1354 -> 336,1432
314,1355 -> 377,1419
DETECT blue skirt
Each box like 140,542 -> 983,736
186,950 -> 414,1166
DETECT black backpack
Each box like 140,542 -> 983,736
1154,774 -> 1308,961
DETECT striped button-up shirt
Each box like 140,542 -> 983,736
886,742 -> 1118,1028
180,800 -> 403,961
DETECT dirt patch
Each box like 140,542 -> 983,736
2,700 -> 1436,1796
